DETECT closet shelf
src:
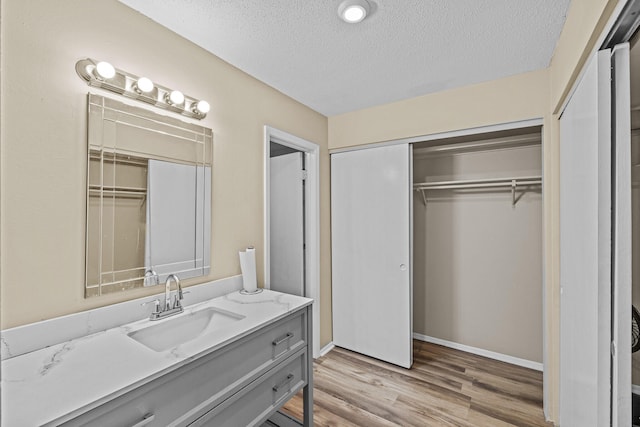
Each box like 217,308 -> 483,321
413,175 -> 542,207
88,185 -> 147,199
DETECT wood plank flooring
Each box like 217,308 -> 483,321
281,340 -> 551,427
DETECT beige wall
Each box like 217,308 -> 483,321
413,144 -> 543,363
328,69 -> 549,150
0,0 -> 333,346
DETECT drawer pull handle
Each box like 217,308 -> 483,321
272,373 -> 294,392
130,413 -> 155,427
272,332 -> 294,346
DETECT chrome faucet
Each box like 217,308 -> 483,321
143,274 -> 185,321
165,274 -> 183,311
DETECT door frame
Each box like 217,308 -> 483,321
264,125 -> 320,359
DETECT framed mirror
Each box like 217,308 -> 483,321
85,94 -> 212,297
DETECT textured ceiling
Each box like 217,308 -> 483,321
119,0 -> 571,116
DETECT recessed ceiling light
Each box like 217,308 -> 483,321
338,0 -> 370,24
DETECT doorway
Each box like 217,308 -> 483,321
264,126 -> 321,358
269,143 -> 306,297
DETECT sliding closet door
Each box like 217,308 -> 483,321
559,50 -> 611,427
612,43 -> 631,427
331,144 -> 413,369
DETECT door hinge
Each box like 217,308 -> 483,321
301,170 -> 308,180
611,340 -> 617,357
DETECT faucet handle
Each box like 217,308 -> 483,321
141,298 -> 161,313
173,291 -> 190,309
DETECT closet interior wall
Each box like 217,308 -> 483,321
413,130 -> 543,363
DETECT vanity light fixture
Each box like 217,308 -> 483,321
338,0 -> 370,23
75,58 -> 209,120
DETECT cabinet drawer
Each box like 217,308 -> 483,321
191,349 -> 307,427
62,309 -> 307,427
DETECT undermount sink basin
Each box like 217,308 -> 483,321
128,307 -> 244,352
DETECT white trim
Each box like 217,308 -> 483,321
264,126 -> 321,359
329,118 -> 543,154
319,342 -> 335,358
413,333 -> 543,372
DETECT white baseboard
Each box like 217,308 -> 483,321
413,332 -> 543,371
319,342 -> 335,358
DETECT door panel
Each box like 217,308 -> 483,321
612,42 -> 632,427
331,144 -> 413,368
559,50 -> 612,427
270,152 -> 305,296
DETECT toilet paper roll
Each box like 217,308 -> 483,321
239,246 -> 257,293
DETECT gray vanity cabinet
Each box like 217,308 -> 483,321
61,306 -> 312,427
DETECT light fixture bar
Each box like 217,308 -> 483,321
75,58 -> 209,120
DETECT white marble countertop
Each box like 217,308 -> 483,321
1,289 -> 312,426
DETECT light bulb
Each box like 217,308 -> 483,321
338,0 -> 370,23
167,90 -> 185,106
194,100 -> 210,115
135,77 -> 154,93
343,6 -> 365,22
95,61 -> 116,79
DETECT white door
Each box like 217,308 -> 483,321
269,152 -> 305,296
611,43 -> 632,427
559,50 -> 612,427
331,144 -> 413,369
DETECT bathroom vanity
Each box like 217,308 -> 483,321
1,282 -> 313,426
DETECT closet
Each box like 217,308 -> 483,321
331,126 -> 543,369
413,128 -> 543,365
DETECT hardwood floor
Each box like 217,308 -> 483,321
281,340 -> 551,427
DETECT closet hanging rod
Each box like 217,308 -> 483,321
413,175 -> 542,190
413,175 -> 542,207
88,185 -> 147,193
415,180 -> 540,191
88,192 -> 146,199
